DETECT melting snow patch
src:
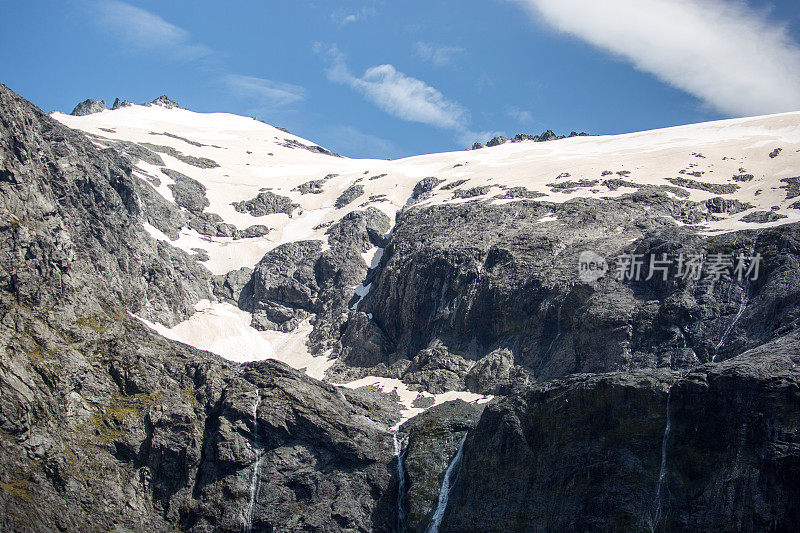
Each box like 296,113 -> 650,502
335,376 -> 492,429
350,283 -> 372,310
133,302 -> 334,379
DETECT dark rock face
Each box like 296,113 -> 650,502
232,191 -> 299,217
0,83 -> 399,532
0,83 -> 209,327
343,195 -> 800,392
0,304 -> 398,532
326,208 -> 390,251
399,400 -> 485,532
212,267 -> 255,308
4,82 -> 800,532
444,336 -> 800,531
277,138 -> 341,157
70,98 -> 106,116
251,240 -> 325,332
740,210 -> 788,223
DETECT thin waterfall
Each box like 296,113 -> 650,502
243,391 -> 263,533
394,433 -> 407,532
651,387 -> 673,531
713,231 -> 761,361
427,433 -> 467,533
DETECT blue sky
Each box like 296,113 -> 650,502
2,0 -> 800,158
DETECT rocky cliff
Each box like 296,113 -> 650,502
0,84 -> 398,532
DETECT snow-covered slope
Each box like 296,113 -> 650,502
52,104 -> 800,420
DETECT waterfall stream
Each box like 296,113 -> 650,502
427,433 -> 467,533
651,387 -> 673,531
243,391 -> 263,533
713,232 -> 761,361
394,433 -> 407,532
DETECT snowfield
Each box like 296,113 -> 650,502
55,104 -> 800,421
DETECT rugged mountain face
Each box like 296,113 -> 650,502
2,82 -> 800,532
0,84 -> 399,532
442,333 -> 800,531
340,196 -> 800,391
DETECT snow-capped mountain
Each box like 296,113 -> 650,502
3,84 -> 800,532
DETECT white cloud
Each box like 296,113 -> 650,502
414,42 -> 466,66
90,0 -> 211,61
331,6 -> 375,26
223,74 -> 307,111
507,106 -> 534,125
315,43 -> 470,131
511,0 -> 800,116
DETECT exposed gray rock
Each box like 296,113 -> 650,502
666,177 -> 740,194
496,186 -> 547,199
441,179 -> 468,191
740,210 -> 788,223
1,84 -> 399,532
250,241 -> 324,332
780,176 -> 800,200
452,185 -> 493,199
146,95 -> 181,109
232,191 -> 299,217
111,98 -> 132,110
212,267 -> 254,308
139,142 -> 219,168
70,99 -> 106,116
335,184 -> 365,209
108,140 -> 165,166
326,208 -> 391,251
411,177 -> 445,200
0,82 -> 209,327
277,138 -> 341,157
486,136 -> 508,147
294,179 -> 326,194
705,196 -> 754,215
164,169 -> 209,214
548,179 -> 599,190
341,193 -> 800,393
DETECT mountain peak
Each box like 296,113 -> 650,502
70,98 -> 106,116
145,95 -> 181,109
111,97 -> 132,110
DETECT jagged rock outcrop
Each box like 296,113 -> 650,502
146,95 -> 181,109
70,98 -> 106,116
443,334 -> 800,531
232,191 -> 299,217
473,129 -> 589,149
111,98 -> 132,110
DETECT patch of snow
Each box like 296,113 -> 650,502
133,302 -> 334,379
